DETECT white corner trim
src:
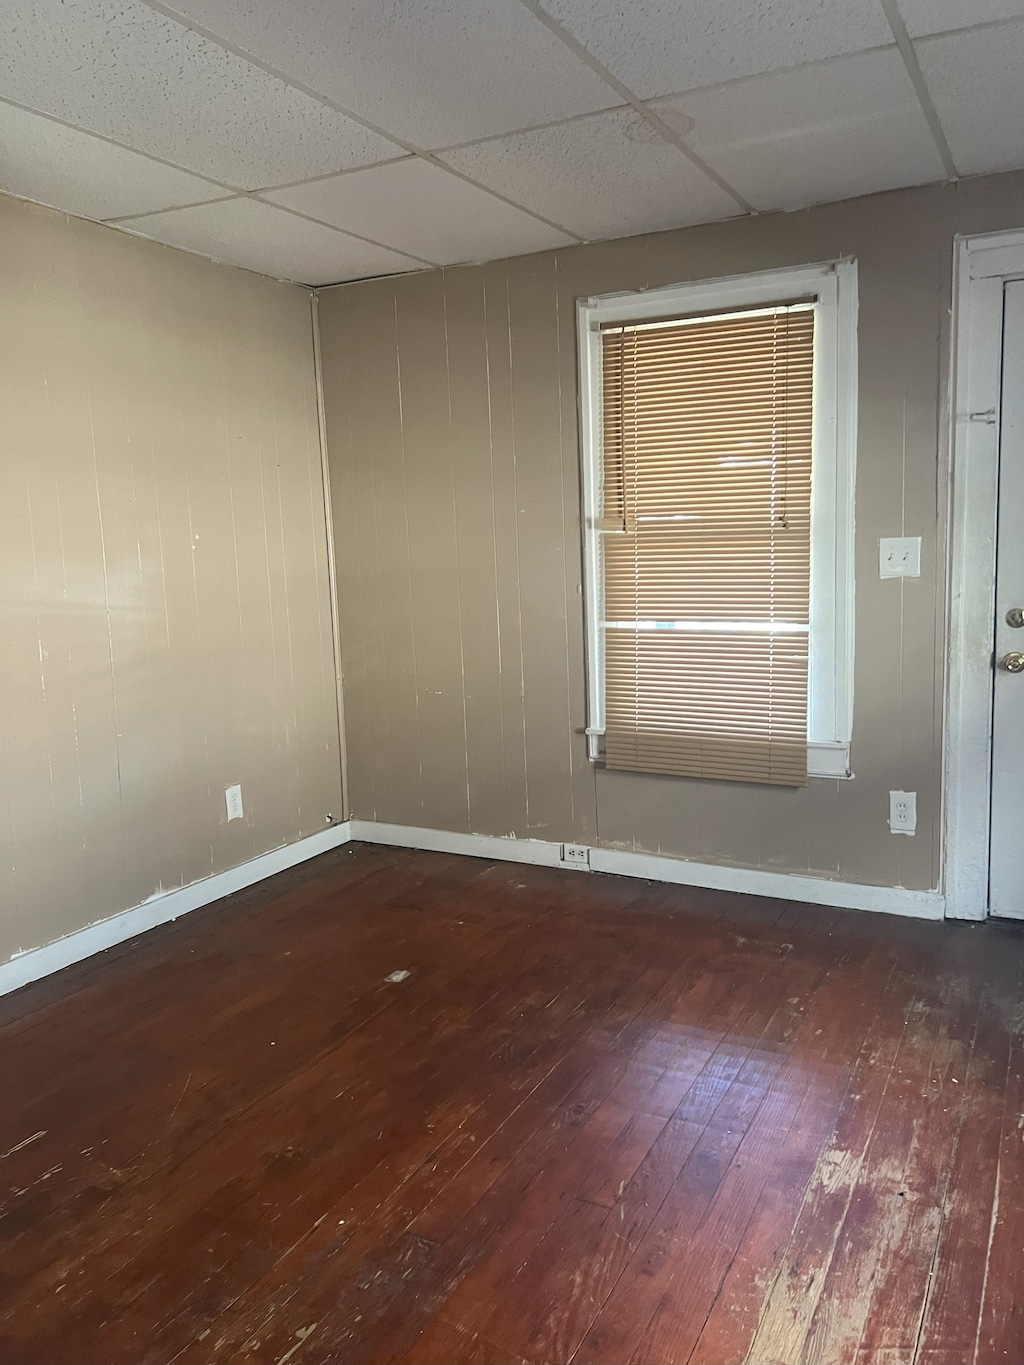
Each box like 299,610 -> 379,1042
350,821 -> 943,920
311,291 -> 350,821
0,823 -> 353,999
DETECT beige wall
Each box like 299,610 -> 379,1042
319,171 -> 1024,893
0,193 -> 342,965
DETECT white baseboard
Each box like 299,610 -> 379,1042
1,815 -> 945,1000
348,820 -> 565,869
351,820 -> 945,921
588,846 -> 943,919
0,822 -> 353,999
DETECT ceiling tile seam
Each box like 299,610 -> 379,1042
254,153 -> 585,242
880,0 -> 958,179
247,196 -> 440,267
380,155 -> 586,242
110,187 -> 440,268
514,0 -> 755,214
313,266 -> 423,291
429,103 -> 629,154
645,41 -> 900,105
915,13 -> 1024,43
135,0 -> 587,242
250,155 -> 417,195
103,193 -> 238,223
0,93 -> 242,196
424,40 -> 911,157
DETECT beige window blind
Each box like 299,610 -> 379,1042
599,304 -> 815,787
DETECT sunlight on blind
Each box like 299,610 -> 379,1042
600,305 -> 814,787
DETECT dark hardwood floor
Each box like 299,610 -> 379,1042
0,843 -> 1022,1365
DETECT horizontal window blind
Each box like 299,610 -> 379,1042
600,305 -> 815,787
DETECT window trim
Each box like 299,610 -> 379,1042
578,260 -> 858,781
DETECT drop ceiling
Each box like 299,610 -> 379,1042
1,0 -> 1022,286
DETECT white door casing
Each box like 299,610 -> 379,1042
946,230 -> 1024,920
989,280 -> 1024,918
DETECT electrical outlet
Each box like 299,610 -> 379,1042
889,790 -> 917,836
225,784 -> 244,822
560,843 -> 591,870
879,537 -> 922,579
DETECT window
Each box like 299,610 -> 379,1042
578,262 -> 857,784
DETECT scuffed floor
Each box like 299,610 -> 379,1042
0,843 -> 1021,1364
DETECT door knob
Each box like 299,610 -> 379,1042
1001,652 -> 1024,673
1007,607 -> 1024,628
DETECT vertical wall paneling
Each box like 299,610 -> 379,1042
505,254 -> 577,840
443,267 -> 510,838
318,285 -> 385,821
311,293 -> 349,822
0,193 -> 342,965
395,272 -> 471,833
317,171 -> 1024,894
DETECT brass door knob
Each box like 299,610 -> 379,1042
1001,652 -> 1024,673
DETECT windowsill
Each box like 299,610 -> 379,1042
586,734 -> 852,779
808,741 -> 852,779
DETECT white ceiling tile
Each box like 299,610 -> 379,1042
536,0 -> 894,99
916,22 -> 1024,174
116,197 -> 422,285
264,159 -> 576,266
0,0 -> 402,191
0,100 -> 229,221
897,0 -> 1024,38
653,50 -> 946,213
439,108 -> 739,241
157,0 -> 615,148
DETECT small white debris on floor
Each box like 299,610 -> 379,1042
385,970 -> 411,983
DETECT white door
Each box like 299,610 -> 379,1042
990,278 -> 1024,917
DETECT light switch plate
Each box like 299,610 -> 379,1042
879,537 -> 921,578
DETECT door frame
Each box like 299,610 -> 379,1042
945,228 -> 1024,920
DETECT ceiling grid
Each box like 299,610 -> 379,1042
0,0 -> 1020,284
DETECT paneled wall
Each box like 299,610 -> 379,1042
0,194 -> 342,964
319,171 -> 1024,893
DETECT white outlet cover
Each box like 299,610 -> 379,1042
879,536 -> 922,578
889,789 -> 917,835
225,783 -> 244,821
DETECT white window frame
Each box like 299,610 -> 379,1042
578,260 -> 858,780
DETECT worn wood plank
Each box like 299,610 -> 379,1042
0,846 -> 1020,1365
575,927 -> 892,1365
913,947 -> 1021,1365
973,962 -> 1024,1365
